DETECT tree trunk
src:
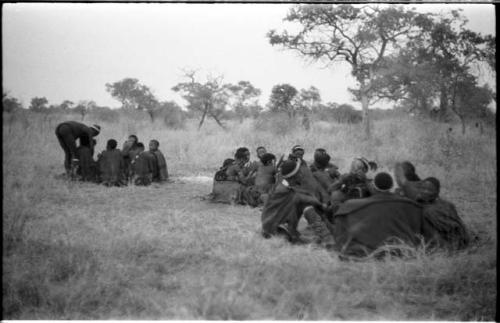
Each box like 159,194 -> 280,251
209,112 -> 227,130
198,106 -> 208,130
361,92 -> 370,139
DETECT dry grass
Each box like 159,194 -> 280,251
2,110 -> 497,320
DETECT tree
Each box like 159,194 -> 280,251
452,77 -> 495,134
172,70 -> 230,130
268,84 -> 298,118
227,81 -> 262,122
29,97 -> 48,112
59,100 -> 74,111
154,101 -> 186,129
296,86 -> 321,112
2,93 -> 23,112
73,100 -> 96,121
106,78 -> 159,120
268,4 -> 428,138
370,10 -> 495,131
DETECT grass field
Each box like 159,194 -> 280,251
2,110 -> 497,320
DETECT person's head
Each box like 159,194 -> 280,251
350,157 -> 370,175
314,152 -> 331,170
424,177 -> 440,199
90,124 -> 101,137
313,148 -> 327,161
394,161 -> 420,186
256,146 -> 267,159
128,135 -> 138,145
149,139 -> 159,151
291,145 -> 305,159
280,159 -> 302,184
261,153 -> 276,166
372,172 -> 394,193
106,139 -> 117,150
222,158 -> 235,168
235,147 -> 250,162
136,142 -> 145,152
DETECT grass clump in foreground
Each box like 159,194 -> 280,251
2,112 -> 496,319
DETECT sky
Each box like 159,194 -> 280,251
2,3 -> 496,110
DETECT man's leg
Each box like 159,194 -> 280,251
56,124 -> 78,177
56,125 -> 73,174
304,206 -> 336,249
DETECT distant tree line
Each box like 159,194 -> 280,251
3,3 -> 496,135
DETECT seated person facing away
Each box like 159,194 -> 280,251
148,139 -> 169,182
75,139 -> 98,182
394,162 -> 469,249
261,159 -> 327,244
97,139 -> 126,187
131,142 -> 156,186
329,172 -> 439,258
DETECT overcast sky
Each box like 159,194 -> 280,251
2,3 -> 496,110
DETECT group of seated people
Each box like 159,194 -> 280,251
211,145 -> 470,257
74,134 -> 169,186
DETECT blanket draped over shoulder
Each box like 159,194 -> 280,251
331,194 -> 437,256
422,198 -> 470,249
152,150 -> 168,182
98,149 -> 125,186
261,181 -> 322,241
76,146 -> 97,182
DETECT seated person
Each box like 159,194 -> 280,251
226,147 -> 256,185
329,172 -> 437,257
329,157 -> 377,204
394,163 -> 470,250
310,150 -> 340,192
97,139 -> 126,187
288,145 -> 330,203
261,159 -> 327,244
130,143 -> 155,186
122,135 -> 141,182
211,158 -> 240,204
239,153 -> 277,207
75,139 -> 97,182
310,148 -> 340,175
148,139 -> 169,182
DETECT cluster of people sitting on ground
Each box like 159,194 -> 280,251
55,121 -> 168,186
211,145 -> 470,257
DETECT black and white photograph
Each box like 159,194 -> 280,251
2,2 -> 496,320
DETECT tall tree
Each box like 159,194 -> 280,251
105,78 -> 159,117
227,81 -> 262,122
371,10 -> 495,130
29,97 -> 48,112
268,83 -> 298,118
268,4 -> 427,138
295,86 -> 322,112
172,71 -> 230,130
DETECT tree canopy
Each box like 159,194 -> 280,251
268,83 -> 298,118
267,4 -> 479,137
106,78 -> 159,112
